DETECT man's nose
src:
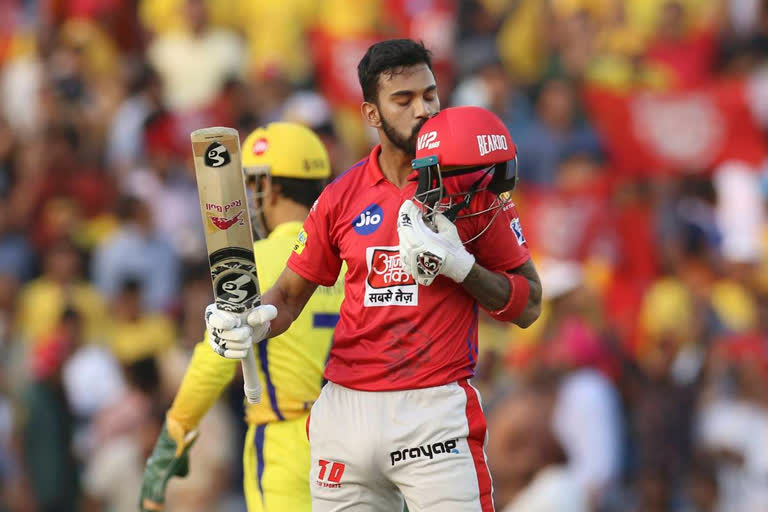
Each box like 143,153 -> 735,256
414,98 -> 432,119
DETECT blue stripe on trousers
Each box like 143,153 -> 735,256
257,340 -> 285,420
255,424 -> 266,504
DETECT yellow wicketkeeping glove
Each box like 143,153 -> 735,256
139,414 -> 199,511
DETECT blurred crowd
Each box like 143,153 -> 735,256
0,0 -> 766,511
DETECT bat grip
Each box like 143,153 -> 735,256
241,347 -> 262,404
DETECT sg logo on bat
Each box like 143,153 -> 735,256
205,142 -> 232,168
210,259 -> 260,312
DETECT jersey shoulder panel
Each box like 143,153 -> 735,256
329,156 -> 370,187
321,157 -> 370,206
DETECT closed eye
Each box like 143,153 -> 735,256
391,92 -> 413,106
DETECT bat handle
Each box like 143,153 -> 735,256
241,346 -> 262,404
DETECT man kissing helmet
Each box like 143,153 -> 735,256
410,106 -> 519,243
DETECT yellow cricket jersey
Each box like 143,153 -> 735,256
169,221 -> 344,430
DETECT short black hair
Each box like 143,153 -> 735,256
357,39 -> 433,103
271,177 -> 326,209
123,356 -> 160,394
117,276 -> 142,295
129,61 -> 160,95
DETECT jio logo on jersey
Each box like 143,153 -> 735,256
352,203 -> 383,235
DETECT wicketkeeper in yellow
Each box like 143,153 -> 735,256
139,122 -> 343,512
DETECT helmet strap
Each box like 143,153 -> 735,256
414,162 -> 443,214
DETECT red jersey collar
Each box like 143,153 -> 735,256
365,145 -> 386,185
365,144 -> 419,185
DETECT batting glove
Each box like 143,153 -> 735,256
397,199 -> 475,286
205,303 -> 277,359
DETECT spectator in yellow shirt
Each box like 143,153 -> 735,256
16,237 -> 107,345
108,279 -> 176,364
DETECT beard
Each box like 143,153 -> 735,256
380,115 -> 428,157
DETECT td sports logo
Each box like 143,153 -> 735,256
390,439 -> 459,466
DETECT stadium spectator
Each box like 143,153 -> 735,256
0,0 -> 765,509
20,308 -> 82,512
120,113 -> 205,260
515,77 -> 602,185
487,382 -> 588,512
91,196 -> 180,313
146,0 -> 245,112
16,237 -> 107,345
104,278 -> 175,364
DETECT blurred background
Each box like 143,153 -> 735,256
0,0 -> 766,511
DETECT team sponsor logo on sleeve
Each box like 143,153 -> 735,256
499,192 -> 516,212
352,203 -> 383,235
293,229 -> 308,255
364,246 -> 418,307
510,217 -> 526,245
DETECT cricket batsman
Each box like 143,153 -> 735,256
139,122 -> 343,512
204,39 -> 542,511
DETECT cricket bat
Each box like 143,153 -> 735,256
191,127 -> 262,405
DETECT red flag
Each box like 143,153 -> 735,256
583,79 -> 767,176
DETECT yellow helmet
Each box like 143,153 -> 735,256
241,122 -> 331,180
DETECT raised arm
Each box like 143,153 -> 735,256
397,200 -> 541,328
261,266 -> 320,338
461,259 -> 542,328
204,265 -> 321,361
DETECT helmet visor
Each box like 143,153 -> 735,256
410,155 -> 519,243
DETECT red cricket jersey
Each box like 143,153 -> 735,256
287,145 -> 530,391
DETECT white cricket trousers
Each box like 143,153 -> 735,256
307,379 -> 495,511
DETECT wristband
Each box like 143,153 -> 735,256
485,272 -> 530,322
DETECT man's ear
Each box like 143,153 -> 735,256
361,101 -> 381,129
267,180 -> 280,206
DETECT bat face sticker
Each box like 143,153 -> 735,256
217,272 -> 255,304
212,263 -> 260,311
205,142 -> 231,167
209,210 -> 244,230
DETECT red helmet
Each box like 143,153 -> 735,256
411,106 -> 519,241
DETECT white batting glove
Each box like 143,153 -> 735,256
397,200 -> 475,286
246,305 -> 277,340
205,304 -> 277,359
